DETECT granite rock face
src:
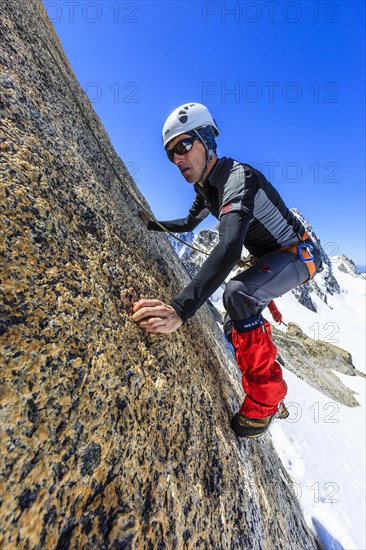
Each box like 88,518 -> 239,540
0,2 -> 317,548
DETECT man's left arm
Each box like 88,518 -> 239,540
133,211 -> 250,332
169,211 -> 250,322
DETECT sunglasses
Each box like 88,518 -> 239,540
166,137 -> 197,162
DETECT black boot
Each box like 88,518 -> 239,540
231,403 -> 289,438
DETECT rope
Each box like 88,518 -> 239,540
138,209 -> 210,256
5,2 -> 289,333
26,1 -> 210,258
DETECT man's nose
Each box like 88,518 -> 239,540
173,154 -> 184,166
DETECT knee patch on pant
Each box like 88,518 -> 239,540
223,279 -> 258,320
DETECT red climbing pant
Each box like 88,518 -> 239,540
232,320 -> 288,418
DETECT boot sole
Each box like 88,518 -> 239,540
232,404 -> 289,438
276,404 -> 289,419
242,415 -> 275,438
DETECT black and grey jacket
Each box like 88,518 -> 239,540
148,157 -> 307,323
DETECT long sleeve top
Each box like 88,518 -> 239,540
148,157 -> 306,322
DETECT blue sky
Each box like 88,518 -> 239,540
43,0 -> 365,265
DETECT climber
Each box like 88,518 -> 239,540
132,102 -> 323,438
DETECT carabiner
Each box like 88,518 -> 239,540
297,242 -> 314,263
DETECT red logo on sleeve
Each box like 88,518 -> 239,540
222,203 -> 233,214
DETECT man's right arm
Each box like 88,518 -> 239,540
141,193 -> 210,233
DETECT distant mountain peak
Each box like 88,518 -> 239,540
333,255 -> 363,277
167,231 -> 195,259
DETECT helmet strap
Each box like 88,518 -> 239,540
192,129 -> 214,184
196,149 -> 216,184
196,152 -> 209,184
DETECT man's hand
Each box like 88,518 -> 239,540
132,299 -> 183,334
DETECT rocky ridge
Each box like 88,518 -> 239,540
0,1 -> 317,548
335,254 -> 363,277
273,324 -> 364,408
168,231 -> 195,259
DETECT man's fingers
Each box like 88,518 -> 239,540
136,316 -> 172,334
133,299 -> 164,313
132,307 -> 167,323
138,319 -> 173,334
138,317 -> 165,329
132,299 -> 183,334
133,309 -> 165,323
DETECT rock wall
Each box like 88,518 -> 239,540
0,1 -> 317,548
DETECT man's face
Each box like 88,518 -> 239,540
166,133 -> 207,183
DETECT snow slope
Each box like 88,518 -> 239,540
268,266 -> 365,549
266,267 -> 365,549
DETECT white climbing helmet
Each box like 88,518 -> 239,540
162,102 -> 220,149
